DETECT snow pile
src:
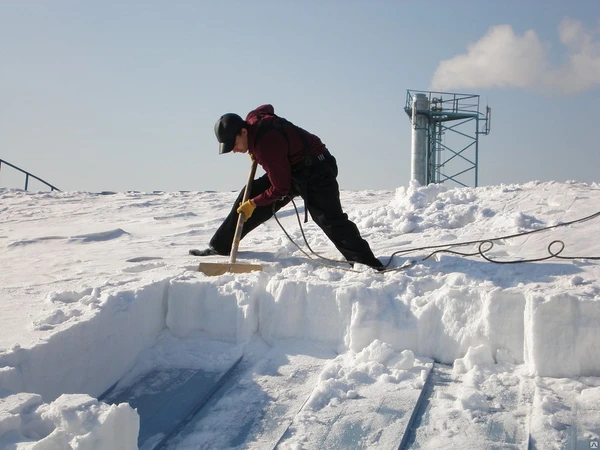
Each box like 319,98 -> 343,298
306,340 -> 427,410
277,340 -> 431,449
0,181 -> 599,448
0,392 -> 138,449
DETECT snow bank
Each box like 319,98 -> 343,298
163,268 -> 529,366
0,392 -> 138,449
0,281 -> 168,401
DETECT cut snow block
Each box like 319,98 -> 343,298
99,356 -> 242,449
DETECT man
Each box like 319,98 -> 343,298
190,104 -> 384,270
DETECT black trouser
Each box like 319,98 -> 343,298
209,154 -> 383,268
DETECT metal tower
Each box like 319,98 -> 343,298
404,90 -> 491,187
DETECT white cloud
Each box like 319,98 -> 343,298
430,18 -> 600,95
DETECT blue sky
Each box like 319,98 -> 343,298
1,1 -> 599,193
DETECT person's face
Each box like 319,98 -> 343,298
232,128 -> 248,153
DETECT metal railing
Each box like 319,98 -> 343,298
0,158 -> 60,191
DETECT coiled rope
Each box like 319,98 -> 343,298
403,210 -> 600,265
273,198 -> 600,273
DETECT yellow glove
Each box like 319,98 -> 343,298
237,199 -> 256,221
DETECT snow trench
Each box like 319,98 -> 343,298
1,268 -> 597,409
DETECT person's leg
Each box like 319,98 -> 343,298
208,174 -> 290,255
302,157 -> 383,268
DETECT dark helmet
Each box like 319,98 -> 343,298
214,113 -> 245,154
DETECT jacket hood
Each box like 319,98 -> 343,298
245,104 -> 275,125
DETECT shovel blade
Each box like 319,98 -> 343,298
198,262 -> 263,277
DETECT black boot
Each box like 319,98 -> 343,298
189,247 -> 224,257
369,258 -> 386,272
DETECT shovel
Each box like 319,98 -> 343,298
198,160 -> 263,276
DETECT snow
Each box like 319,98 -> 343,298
1,180 -> 599,448
0,392 -> 138,449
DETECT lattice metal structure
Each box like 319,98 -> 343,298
404,90 -> 491,187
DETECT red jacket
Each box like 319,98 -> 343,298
246,105 -> 327,207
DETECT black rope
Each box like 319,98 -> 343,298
273,198 -> 600,271
273,198 -> 363,273
393,210 -> 600,265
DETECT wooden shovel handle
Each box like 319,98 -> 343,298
229,160 -> 258,264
